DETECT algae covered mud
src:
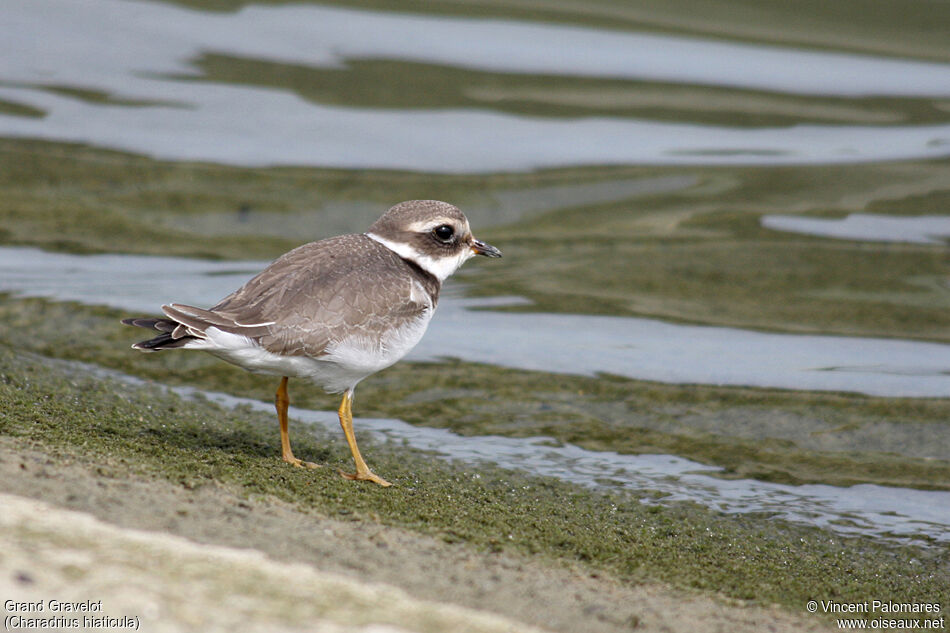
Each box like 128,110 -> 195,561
1,0 -> 949,630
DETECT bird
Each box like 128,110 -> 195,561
122,200 -> 501,486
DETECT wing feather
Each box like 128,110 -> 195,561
169,234 -> 437,358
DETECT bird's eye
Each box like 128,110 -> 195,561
433,224 -> 454,242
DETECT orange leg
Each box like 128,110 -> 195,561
337,389 -> 391,487
275,376 -> 319,469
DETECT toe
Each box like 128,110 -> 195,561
284,457 -> 321,469
339,469 -> 392,487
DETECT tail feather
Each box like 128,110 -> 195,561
162,303 -> 272,338
131,332 -> 195,351
123,302 -> 270,352
121,317 -> 177,333
162,303 -> 232,330
122,315 -> 199,352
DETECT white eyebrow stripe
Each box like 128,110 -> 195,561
405,218 -> 456,232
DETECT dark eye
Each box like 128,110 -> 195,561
433,224 -> 454,242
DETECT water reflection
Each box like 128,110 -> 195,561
2,246 -> 948,397
1,0 -> 949,170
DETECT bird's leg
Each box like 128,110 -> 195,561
275,376 -> 319,469
337,389 -> 392,487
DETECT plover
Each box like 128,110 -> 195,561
123,200 -> 501,486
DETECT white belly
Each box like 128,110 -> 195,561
187,311 -> 433,393
319,311 -> 432,390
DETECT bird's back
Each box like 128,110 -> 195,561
208,233 -> 441,358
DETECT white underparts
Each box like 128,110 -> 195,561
180,310 -> 433,393
185,327 -> 323,378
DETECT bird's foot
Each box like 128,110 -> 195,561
283,456 -> 321,469
338,469 -> 392,487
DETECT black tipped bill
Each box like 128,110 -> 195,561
471,238 -> 502,258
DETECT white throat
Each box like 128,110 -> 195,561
366,232 -> 473,282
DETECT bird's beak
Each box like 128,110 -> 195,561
471,238 -> 502,258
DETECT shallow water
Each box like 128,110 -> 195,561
762,213 -> 950,244
202,392 -> 950,546
3,246 -> 949,397
67,357 -> 949,546
2,0 -> 950,170
1,0 -> 948,555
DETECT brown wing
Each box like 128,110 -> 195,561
170,234 -> 437,357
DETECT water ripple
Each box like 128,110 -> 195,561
1,0 -> 949,171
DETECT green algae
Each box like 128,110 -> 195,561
1,138 -> 948,343
0,0 -> 947,624
0,98 -> 45,119
181,53 -> 949,128
478,162 -> 950,342
0,135 -> 947,493
0,344 -> 947,622
2,296 -> 948,492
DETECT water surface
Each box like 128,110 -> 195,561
2,0 -> 950,170
76,357 -> 950,546
763,213 -> 950,244
2,246 -> 948,398
1,0 -> 948,558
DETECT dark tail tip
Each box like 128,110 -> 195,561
123,316 -> 192,351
